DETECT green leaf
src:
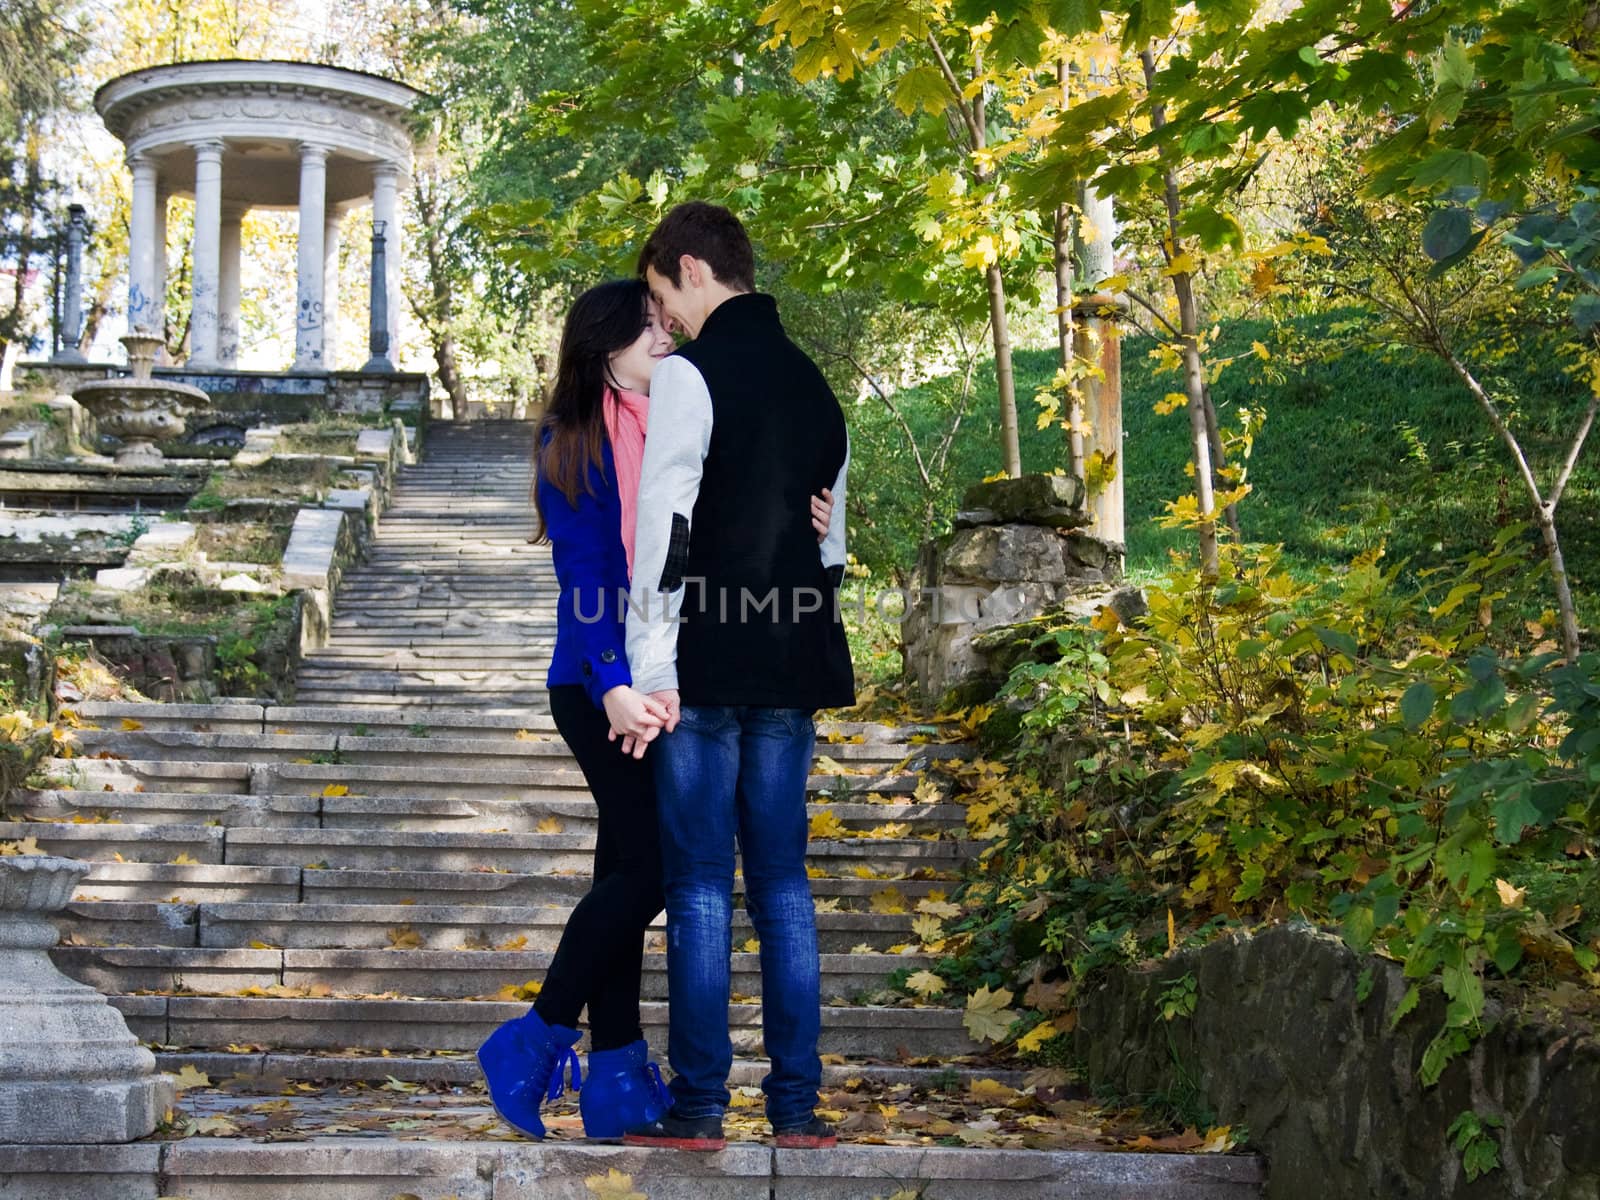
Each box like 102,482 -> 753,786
1514,264 -> 1559,290
1413,149 -> 1489,191
1438,38 -> 1474,91
1313,626 -> 1359,660
1422,206 -> 1474,261
1045,0 -> 1102,36
893,66 -> 951,117
1232,862 -> 1267,903
1178,205 -> 1245,251
1390,982 -> 1421,1028
1490,784 -> 1543,845
1487,932 -> 1523,975
1401,681 -> 1437,731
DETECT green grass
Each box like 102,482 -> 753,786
854,308 -> 1597,629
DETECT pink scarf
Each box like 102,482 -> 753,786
602,385 -> 650,581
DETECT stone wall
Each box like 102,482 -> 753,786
1077,924 -> 1600,1199
902,474 -> 1124,702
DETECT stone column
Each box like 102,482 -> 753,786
0,856 -> 175,1142
371,162 -> 401,366
54,204 -> 88,363
187,139 -> 225,368
217,204 -> 244,368
323,207 -> 343,370
125,154 -> 159,333
293,142 -> 331,371
151,189 -> 169,357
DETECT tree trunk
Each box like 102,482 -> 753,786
3,127 -> 39,355
1174,269 -> 1219,574
930,33 -> 1022,477
1535,507 -> 1581,662
1439,344 -> 1585,659
1056,61 -> 1084,484
411,177 -> 470,418
975,88 -> 1021,475
1143,49 -> 1217,573
985,263 -> 1022,477
1201,381 -> 1242,539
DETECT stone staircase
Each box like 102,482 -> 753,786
294,419 -> 556,711
0,422 -> 1266,1198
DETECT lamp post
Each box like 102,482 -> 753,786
362,218 -> 395,373
53,205 -> 89,364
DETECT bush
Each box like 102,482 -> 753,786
943,528 -> 1600,1084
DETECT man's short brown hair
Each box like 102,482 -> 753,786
637,201 -> 756,292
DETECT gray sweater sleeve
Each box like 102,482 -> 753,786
626,356 -> 714,695
819,431 -> 849,579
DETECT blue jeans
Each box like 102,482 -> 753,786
652,704 -> 822,1128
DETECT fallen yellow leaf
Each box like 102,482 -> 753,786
969,1077 -> 1022,1106
870,887 -> 907,915
809,809 -> 848,840
169,1064 -> 211,1091
963,985 -> 1019,1044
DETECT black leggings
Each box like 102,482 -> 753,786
533,684 -> 665,1051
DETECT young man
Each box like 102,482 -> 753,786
622,201 -> 855,1151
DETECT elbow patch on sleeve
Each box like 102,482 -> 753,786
659,512 -> 691,592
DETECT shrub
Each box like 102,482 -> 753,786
946,528 -> 1600,1085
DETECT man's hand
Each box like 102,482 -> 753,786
811,487 -> 834,543
649,689 -> 682,733
603,685 -> 669,760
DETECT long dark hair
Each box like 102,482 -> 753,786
532,278 -> 651,543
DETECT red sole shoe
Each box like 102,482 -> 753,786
775,1132 -> 838,1149
622,1133 -> 727,1152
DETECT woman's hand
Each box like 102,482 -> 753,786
811,487 -> 834,543
603,685 -> 670,759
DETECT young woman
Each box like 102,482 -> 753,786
477,278 -> 832,1140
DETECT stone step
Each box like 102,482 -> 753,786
317,634 -> 558,646
290,668 -> 556,690
293,651 -> 558,670
149,1047 -> 1025,1091
65,726 -> 957,769
20,788 -> 965,836
290,690 -> 555,710
109,993 -> 981,1058
75,862 -> 948,907
67,701 -> 945,745
12,822 -> 966,878
52,944 -> 929,1000
40,754 -> 941,802
0,1138 -> 1266,1200
63,899 -> 920,954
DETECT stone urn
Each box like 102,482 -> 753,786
71,333 -> 208,467
0,855 -> 175,1142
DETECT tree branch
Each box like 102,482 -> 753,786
926,32 -> 982,149
1549,388 -> 1600,511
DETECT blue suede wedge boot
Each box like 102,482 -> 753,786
476,1009 -> 582,1138
580,1040 -> 668,1139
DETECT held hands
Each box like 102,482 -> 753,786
811,488 -> 834,543
648,689 -> 681,733
603,685 -> 671,760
